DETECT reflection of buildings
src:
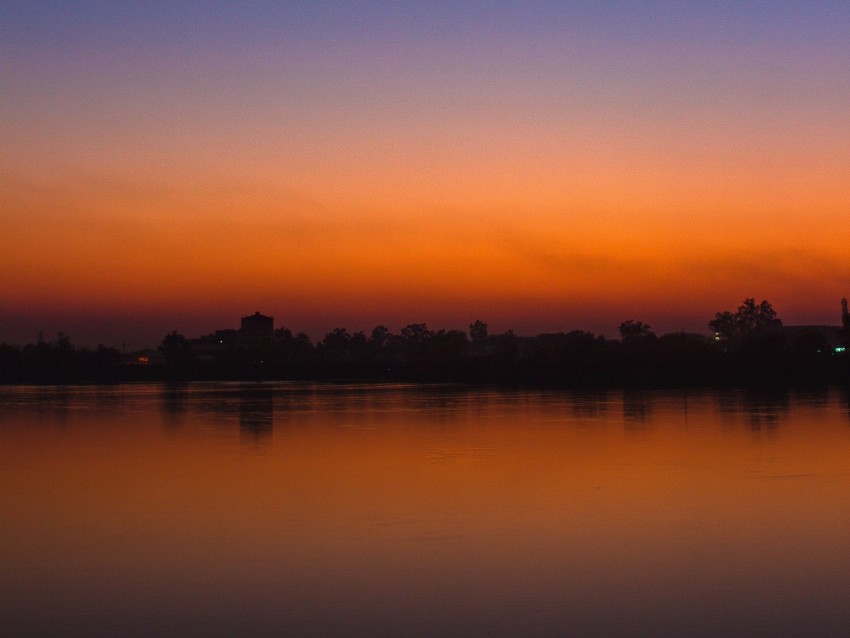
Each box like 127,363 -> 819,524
239,386 -> 274,446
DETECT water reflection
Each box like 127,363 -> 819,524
743,391 -> 790,431
838,387 -> 850,424
238,385 -> 274,447
159,383 -> 189,427
713,388 -> 791,430
4,383 -> 850,636
622,389 -> 653,426
569,390 -> 610,421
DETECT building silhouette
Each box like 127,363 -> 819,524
193,312 -> 275,360
240,311 -> 274,337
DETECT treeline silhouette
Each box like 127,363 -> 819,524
0,333 -> 123,384
2,299 -> 848,387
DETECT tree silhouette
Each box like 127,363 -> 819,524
619,320 -> 655,342
159,330 -> 193,365
709,298 -> 779,342
401,323 -> 431,342
370,325 -> 391,348
469,320 -> 488,344
322,327 -> 351,348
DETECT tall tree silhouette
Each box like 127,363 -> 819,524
709,298 -> 779,342
159,331 -> 193,365
619,320 -> 655,342
469,320 -> 488,344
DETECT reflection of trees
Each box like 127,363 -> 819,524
795,387 -> 830,410
29,386 -> 73,424
570,391 -> 610,421
93,386 -> 124,409
623,390 -> 652,425
838,388 -> 850,426
160,383 -> 189,427
715,389 -> 790,430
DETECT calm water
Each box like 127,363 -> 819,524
3,383 -> 850,637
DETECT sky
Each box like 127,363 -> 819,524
2,1 -> 849,348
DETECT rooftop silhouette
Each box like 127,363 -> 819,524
1,299 -> 848,387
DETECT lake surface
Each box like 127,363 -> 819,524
3,383 -> 850,637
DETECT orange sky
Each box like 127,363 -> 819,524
2,3 -> 849,346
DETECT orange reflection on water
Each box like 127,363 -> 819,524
3,384 -> 850,636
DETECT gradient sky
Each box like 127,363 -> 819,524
2,1 -> 849,347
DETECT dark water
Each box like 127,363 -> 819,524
3,383 -> 850,637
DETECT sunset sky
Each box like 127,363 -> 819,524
2,1 -> 849,347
